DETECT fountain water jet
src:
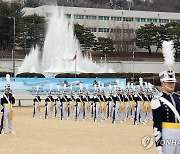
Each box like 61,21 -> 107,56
18,46 -> 40,73
18,7 -> 113,76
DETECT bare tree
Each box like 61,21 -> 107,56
109,23 -> 135,53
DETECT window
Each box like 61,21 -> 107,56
65,14 -> 71,19
98,28 -> 104,32
111,17 -> 121,21
135,18 -> 146,22
104,28 -> 109,32
140,18 -> 146,22
135,18 -> 140,22
159,19 -> 169,23
147,18 -> 158,23
98,16 -> 109,21
98,28 -> 110,32
123,17 -> 134,22
88,28 -> 97,32
86,15 -> 97,20
170,19 -> 179,23
74,14 -> 84,19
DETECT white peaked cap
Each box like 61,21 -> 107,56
159,70 -> 176,82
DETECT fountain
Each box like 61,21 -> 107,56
18,7 -> 113,76
18,46 -> 40,73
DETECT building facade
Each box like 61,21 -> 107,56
23,5 -> 180,38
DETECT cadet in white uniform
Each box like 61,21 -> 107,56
0,85 -> 15,134
152,71 -> 180,154
33,92 -> 41,118
152,41 -> 180,154
55,92 -> 61,118
45,91 -> 55,119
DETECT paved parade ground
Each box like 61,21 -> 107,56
0,107 -> 156,154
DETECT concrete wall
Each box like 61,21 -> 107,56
99,61 -> 180,73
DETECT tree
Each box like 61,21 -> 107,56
135,22 -> 180,58
74,23 -> 96,51
24,0 -> 41,8
0,1 -> 24,51
94,37 -> 114,56
109,25 -> 135,53
135,23 -> 157,55
166,23 -> 180,58
17,14 -> 46,50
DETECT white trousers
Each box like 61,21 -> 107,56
55,103 -> 61,117
62,103 -> 68,119
69,101 -> 75,118
34,103 -> 41,117
146,102 -> 152,120
136,102 -> 145,123
101,102 -> 107,120
115,103 -> 124,122
96,103 -> 102,121
108,102 -> 114,118
84,102 -> 90,119
46,104 -> 54,118
162,128 -> 180,154
77,103 -> 83,120
124,102 -> 130,119
1,106 -> 13,133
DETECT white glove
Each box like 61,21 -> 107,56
156,146 -> 163,154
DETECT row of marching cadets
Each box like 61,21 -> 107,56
93,80 -> 154,124
109,84 -> 137,124
41,90 -> 92,120
32,81 -> 154,124
102,81 -> 154,124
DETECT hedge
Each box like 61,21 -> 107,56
0,72 -> 13,77
16,72 -> 45,78
55,73 -> 158,78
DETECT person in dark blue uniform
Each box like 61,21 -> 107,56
69,91 -> 76,118
33,92 -> 41,118
151,70 -> 180,154
100,90 -> 107,120
113,89 -> 124,124
83,91 -> 91,120
134,88 -> 146,125
61,91 -> 69,120
75,90 -> 84,121
128,90 -> 135,119
107,91 -> 115,118
45,91 -> 54,119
